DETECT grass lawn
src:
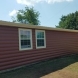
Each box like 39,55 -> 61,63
0,54 -> 78,78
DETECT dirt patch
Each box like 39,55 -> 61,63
41,62 -> 78,78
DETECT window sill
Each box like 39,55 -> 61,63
19,48 -> 33,51
36,46 -> 46,49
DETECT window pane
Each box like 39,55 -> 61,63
20,30 -> 24,35
27,31 -> 30,35
20,30 -> 24,39
37,39 -> 44,47
41,32 -> 44,38
37,32 -> 44,38
21,40 -> 31,48
20,30 -> 30,39
21,35 -> 24,39
37,32 -> 41,38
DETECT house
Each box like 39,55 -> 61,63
0,20 -> 78,72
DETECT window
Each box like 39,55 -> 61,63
36,30 -> 46,49
19,29 -> 32,50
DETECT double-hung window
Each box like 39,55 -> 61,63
19,29 -> 32,50
36,30 -> 46,49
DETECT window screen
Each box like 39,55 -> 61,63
36,30 -> 46,48
19,29 -> 32,50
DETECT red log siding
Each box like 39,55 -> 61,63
0,26 -> 78,71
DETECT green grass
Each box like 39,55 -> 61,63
0,54 -> 78,78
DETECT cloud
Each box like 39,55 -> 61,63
46,0 -> 73,4
9,10 -> 18,16
16,0 -> 73,6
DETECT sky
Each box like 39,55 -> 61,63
0,0 -> 78,27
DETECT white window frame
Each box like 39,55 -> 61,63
19,28 -> 33,51
35,30 -> 46,49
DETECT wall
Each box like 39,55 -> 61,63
0,26 -> 78,71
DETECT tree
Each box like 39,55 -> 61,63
12,6 -> 40,25
56,11 -> 78,30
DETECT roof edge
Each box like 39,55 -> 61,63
0,20 -> 78,33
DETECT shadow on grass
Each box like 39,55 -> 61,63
0,54 -> 78,78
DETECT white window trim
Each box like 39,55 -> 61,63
18,28 -> 33,51
35,30 -> 46,49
